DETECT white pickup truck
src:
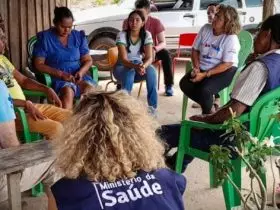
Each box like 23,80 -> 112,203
74,0 -> 263,70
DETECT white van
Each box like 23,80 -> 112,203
74,0 -> 263,70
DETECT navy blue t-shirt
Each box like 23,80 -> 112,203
51,168 -> 186,210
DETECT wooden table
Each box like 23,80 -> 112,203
0,141 -> 53,210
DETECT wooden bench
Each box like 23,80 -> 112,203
0,141 -> 54,210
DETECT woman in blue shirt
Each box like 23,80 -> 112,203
51,91 -> 186,210
33,7 -> 96,109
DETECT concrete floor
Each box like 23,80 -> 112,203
0,62 -> 279,210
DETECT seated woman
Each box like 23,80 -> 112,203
51,91 -> 186,210
33,6 -> 96,109
113,10 -> 157,114
180,4 -> 241,114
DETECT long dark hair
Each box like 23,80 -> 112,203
126,10 -> 146,54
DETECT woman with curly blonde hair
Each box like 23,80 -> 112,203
180,4 -> 241,114
51,91 -> 186,210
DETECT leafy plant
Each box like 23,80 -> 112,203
209,108 -> 279,210
95,0 -> 105,6
209,145 -> 233,186
113,0 -> 121,3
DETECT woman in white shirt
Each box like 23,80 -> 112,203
113,10 -> 157,114
180,4 -> 241,114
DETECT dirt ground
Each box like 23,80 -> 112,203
1,63 -> 280,210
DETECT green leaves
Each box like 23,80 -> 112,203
209,109 -> 274,186
209,145 -> 233,186
245,141 -> 272,177
222,109 -> 251,153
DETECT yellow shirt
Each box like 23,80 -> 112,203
0,55 -> 26,100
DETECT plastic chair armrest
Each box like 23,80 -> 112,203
14,107 -> 31,142
185,60 -> 193,74
184,120 -> 226,130
89,65 -> 99,83
43,73 -> 52,87
184,112 -> 250,130
23,90 -> 46,97
238,113 -> 250,123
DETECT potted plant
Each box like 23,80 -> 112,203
209,109 -> 280,210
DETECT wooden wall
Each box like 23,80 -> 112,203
0,0 -> 69,70
263,0 -> 275,20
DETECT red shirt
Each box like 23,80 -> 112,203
122,16 -> 165,46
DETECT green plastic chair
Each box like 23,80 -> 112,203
27,36 -> 99,88
176,86 -> 280,210
181,31 -> 253,120
15,104 -> 44,197
219,31 -> 254,105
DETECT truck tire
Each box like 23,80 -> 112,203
90,36 -> 116,71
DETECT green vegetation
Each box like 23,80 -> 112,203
70,0 -> 121,7
209,109 -> 280,209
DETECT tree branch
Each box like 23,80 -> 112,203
244,178 -> 254,207
270,155 -> 277,208
263,0 -> 274,21
238,151 -> 267,210
251,178 -> 261,210
226,174 -> 254,210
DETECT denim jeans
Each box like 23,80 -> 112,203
113,61 -> 158,109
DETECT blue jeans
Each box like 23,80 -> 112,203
113,62 -> 158,109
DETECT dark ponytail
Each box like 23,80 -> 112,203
53,6 -> 74,25
125,10 -> 146,54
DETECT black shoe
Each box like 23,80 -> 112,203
165,153 -> 193,173
116,84 -> 122,90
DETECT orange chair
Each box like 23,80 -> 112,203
105,46 -> 119,91
105,46 -> 144,99
172,33 -> 197,74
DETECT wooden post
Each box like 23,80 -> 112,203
263,0 -> 274,21
7,172 -> 22,210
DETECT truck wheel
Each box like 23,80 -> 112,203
90,36 -> 116,71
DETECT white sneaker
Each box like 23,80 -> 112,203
148,106 -> 157,118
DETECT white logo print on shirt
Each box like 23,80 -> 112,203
93,173 -> 163,209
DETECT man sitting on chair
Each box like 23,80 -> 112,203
0,28 -> 71,140
159,14 -> 280,171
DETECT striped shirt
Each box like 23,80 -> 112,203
231,49 -> 280,106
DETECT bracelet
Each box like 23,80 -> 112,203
206,71 -> 211,78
